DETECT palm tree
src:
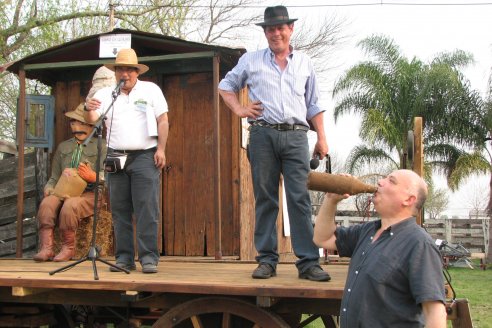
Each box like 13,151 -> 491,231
435,86 -> 492,262
333,34 -> 483,176
333,34 -> 490,259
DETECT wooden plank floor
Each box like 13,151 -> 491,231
0,258 -> 346,300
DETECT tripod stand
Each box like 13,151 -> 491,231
50,85 -> 129,280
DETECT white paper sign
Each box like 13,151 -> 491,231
99,34 -> 132,58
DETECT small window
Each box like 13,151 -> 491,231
17,95 -> 55,150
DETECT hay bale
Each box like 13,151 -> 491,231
54,205 -> 114,259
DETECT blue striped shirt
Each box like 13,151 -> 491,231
218,47 -> 323,126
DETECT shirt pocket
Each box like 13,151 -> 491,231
81,148 -> 98,166
366,254 -> 400,283
293,73 -> 309,96
60,147 -> 74,167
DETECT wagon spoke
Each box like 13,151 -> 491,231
152,296 -> 290,328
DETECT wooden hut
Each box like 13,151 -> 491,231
7,29 -> 294,261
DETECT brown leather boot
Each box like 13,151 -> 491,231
53,230 -> 76,262
33,228 -> 55,262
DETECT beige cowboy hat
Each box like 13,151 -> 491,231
65,103 -> 93,125
104,48 -> 149,74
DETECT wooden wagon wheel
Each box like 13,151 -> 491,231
152,296 -> 290,328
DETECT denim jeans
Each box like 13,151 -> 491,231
248,125 -> 319,272
108,150 -> 160,266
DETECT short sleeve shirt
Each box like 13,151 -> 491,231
335,218 -> 446,328
94,79 -> 168,150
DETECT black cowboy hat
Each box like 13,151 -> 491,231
255,6 -> 298,27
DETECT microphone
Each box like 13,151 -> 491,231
310,154 -> 320,170
112,79 -> 125,98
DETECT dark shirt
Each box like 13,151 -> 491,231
335,217 -> 446,328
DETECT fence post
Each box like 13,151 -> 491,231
445,218 -> 452,243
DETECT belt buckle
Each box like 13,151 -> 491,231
278,123 -> 292,131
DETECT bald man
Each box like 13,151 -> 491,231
314,170 -> 447,328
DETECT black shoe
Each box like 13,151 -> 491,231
299,265 -> 331,282
252,263 -> 276,279
109,263 -> 137,272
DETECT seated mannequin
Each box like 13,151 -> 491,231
33,103 -> 107,262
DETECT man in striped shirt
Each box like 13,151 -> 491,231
219,5 -> 330,281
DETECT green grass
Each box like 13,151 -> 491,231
303,261 -> 492,328
444,263 -> 492,328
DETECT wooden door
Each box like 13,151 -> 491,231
162,72 -> 238,256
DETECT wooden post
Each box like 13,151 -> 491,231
16,68 -> 26,258
413,117 -> 423,226
449,299 -> 473,328
213,54 -> 222,260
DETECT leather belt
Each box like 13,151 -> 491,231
250,120 -> 309,132
109,147 -> 156,155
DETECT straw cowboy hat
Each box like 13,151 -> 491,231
255,6 -> 298,27
65,103 -> 93,125
104,48 -> 149,74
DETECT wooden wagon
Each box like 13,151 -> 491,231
3,29 -> 474,328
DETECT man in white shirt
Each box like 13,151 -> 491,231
85,48 -> 169,274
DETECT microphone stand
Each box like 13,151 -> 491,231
49,84 -> 129,280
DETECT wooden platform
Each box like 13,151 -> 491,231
0,258 -> 346,327
0,258 -> 346,300
0,258 -> 473,327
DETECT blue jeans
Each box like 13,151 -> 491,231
248,126 -> 319,273
108,150 -> 160,266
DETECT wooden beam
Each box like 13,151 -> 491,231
213,53 -> 222,260
23,51 -> 217,71
16,68 -> 26,258
256,296 -> 279,308
449,299 -> 473,328
413,117 -> 423,176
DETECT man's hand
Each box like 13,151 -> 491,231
218,90 -> 263,119
44,187 -> 54,197
237,101 -> 263,119
154,148 -> 166,170
310,112 -> 328,159
78,162 -> 97,183
324,191 -> 349,203
83,98 -> 102,124
313,139 -> 329,160
85,98 -> 101,111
